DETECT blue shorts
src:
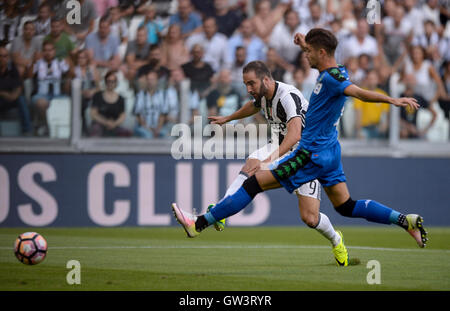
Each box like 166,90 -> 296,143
270,141 -> 346,193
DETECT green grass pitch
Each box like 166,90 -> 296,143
0,226 -> 449,291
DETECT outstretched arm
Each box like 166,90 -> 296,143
344,84 -> 420,110
262,116 -> 302,165
208,100 -> 261,125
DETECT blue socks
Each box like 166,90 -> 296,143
204,187 -> 253,224
352,199 -> 405,226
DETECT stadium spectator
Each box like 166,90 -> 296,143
11,21 -> 41,78
422,0 -> 442,30
190,0 -> 215,17
185,17 -> 230,73
265,47 -> 287,82
41,0 -> 66,18
339,1 -> 357,34
358,54 -> 373,73
136,44 -> 170,89
59,0 -> 97,45
330,18 -> 351,65
0,44 -> 31,135
140,3 -> 164,45
292,67 -> 312,100
0,0 -> 22,45
400,74 -> 437,139
293,51 -> 319,98
123,26 -> 150,81
269,9 -> 309,65
345,56 -> 365,85
288,0 -> 311,23
169,0 -> 202,38
133,70 -> 173,138
210,0 -> 243,38
302,1 -> 333,31
73,49 -> 100,136
34,2 -> 52,38
43,17 -> 77,62
168,68 -> 200,130
404,0 -> 425,36
228,19 -> 266,65
95,0 -> 119,18
31,41 -> 70,136
379,4 -> 413,66
381,0 -> 397,20
353,70 -> 390,139
403,45 -> 446,105
89,70 -> 131,137
206,69 -> 241,118
412,20 -> 440,58
251,0 -> 290,43
181,44 -> 214,97
229,46 -> 248,100
109,6 -> 129,44
341,18 -> 379,64
160,24 -> 190,70
118,0 -> 150,18
165,69 -> 181,131
85,16 -> 121,72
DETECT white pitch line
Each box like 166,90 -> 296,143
1,244 -> 448,253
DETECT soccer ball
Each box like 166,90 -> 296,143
14,232 -> 48,265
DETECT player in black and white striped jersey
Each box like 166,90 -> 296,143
208,61 -> 347,262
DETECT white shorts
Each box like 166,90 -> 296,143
248,143 -> 321,200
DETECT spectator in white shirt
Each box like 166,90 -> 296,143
34,2 -> 52,38
109,6 -> 129,44
32,41 -> 70,135
404,0 -> 425,36
134,70 -> 177,138
269,9 -> 309,65
381,5 -> 413,65
185,17 -> 230,73
289,0 -> 311,24
412,20 -> 440,55
302,1 -> 333,32
342,18 -> 379,64
422,0 -> 442,30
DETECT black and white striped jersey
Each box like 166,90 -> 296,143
253,81 -> 309,144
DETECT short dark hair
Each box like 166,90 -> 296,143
23,20 -> 35,28
51,16 -> 63,24
104,70 -> 117,83
42,40 -> 55,49
243,61 -> 272,79
305,28 -> 338,56
99,15 -> 111,26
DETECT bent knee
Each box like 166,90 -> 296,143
241,158 -> 260,176
301,212 -> 319,228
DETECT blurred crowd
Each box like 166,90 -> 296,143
0,0 -> 449,141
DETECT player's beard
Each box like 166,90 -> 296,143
257,80 -> 268,100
